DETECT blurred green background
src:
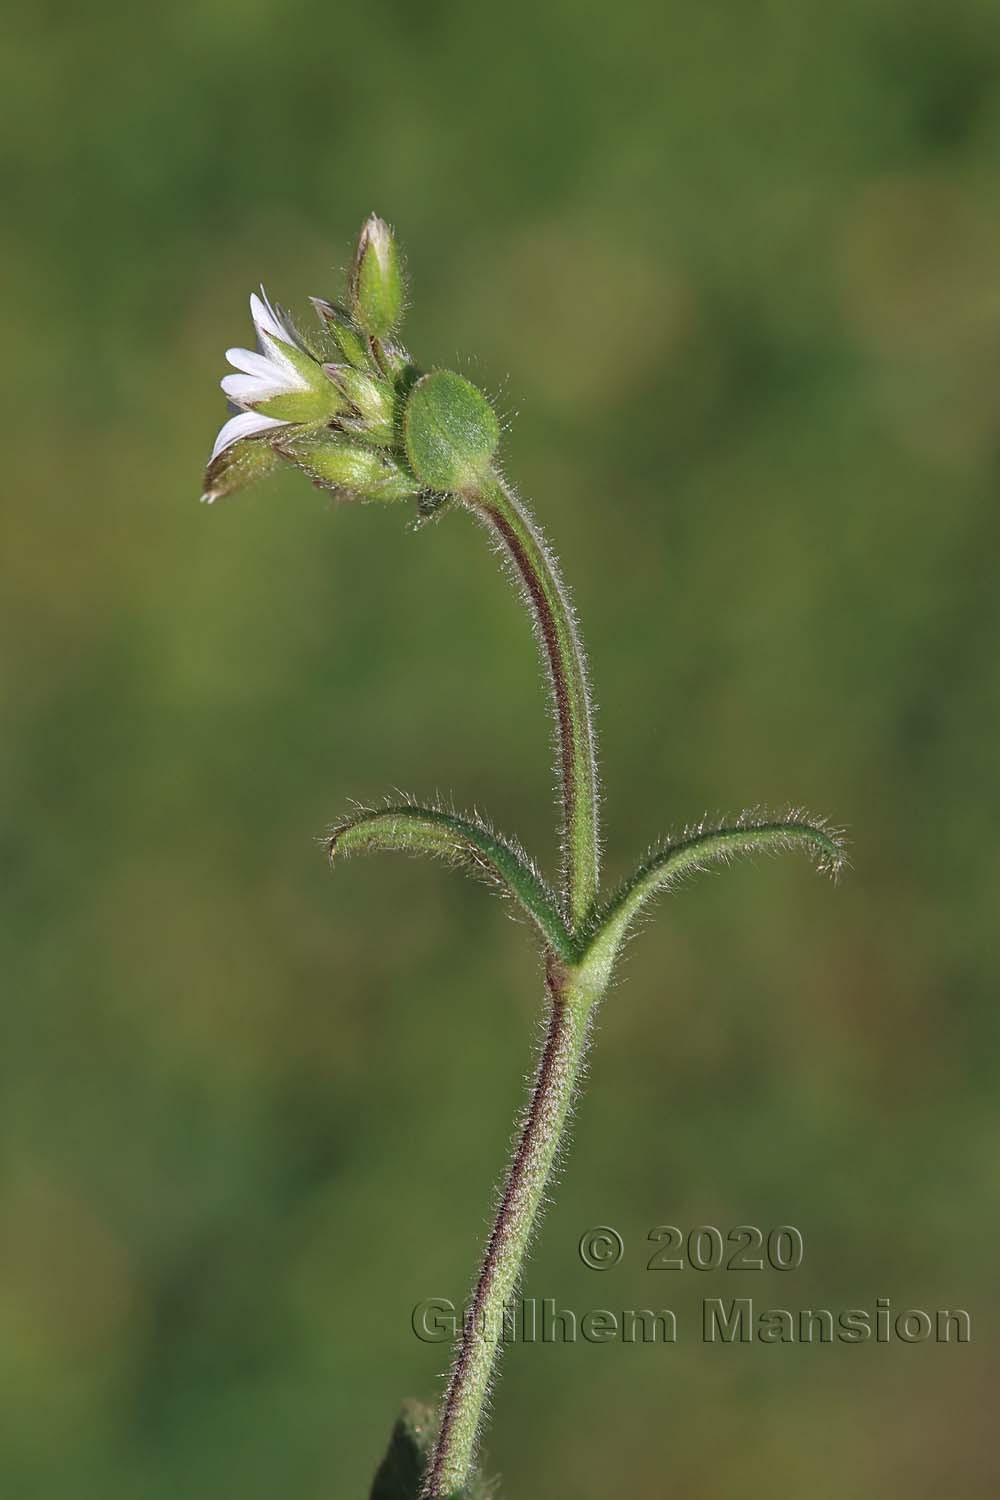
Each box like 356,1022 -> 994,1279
4,0 -> 1000,1494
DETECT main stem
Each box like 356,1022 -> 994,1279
467,472 -> 600,929
424,476 -> 604,1496
423,959 -> 596,1498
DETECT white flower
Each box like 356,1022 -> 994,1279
209,289 -> 322,462
200,258 -> 410,506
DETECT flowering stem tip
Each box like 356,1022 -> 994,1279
201,214 -> 846,1499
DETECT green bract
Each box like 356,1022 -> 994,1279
403,371 -> 500,494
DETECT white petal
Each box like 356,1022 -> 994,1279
250,290 -> 286,344
248,289 -> 283,343
209,411 -> 288,462
255,286 -> 310,352
226,346 -> 282,379
260,336 -> 311,387
220,372 -> 283,403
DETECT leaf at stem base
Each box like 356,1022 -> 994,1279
368,1400 -> 499,1499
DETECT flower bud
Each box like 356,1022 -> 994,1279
280,433 -> 418,502
350,214 -> 404,339
377,338 -> 415,381
325,364 -> 396,445
201,429 -> 284,505
404,371 -> 500,493
310,297 -> 373,371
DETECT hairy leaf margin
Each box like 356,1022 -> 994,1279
328,801 -> 574,961
585,811 -> 847,960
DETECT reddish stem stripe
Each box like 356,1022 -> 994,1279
486,505 -> 577,865
425,960 -> 571,1496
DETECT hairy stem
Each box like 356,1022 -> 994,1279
465,472 -> 600,930
424,474 -> 603,1492
423,958 -> 597,1497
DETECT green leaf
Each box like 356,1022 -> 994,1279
589,811 -> 846,959
329,803 -> 573,960
369,1400 -> 435,1499
369,1401 -> 500,1499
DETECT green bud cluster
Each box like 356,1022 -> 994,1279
202,214 -> 500,510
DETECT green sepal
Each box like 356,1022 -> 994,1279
201,433 -> 285,504
243,337 -> 348,423
329,802 -> 575,960
379,338 -> 416,382
413,489 -> 453,525
351,213 -> 405,339
310,297 -> 374,370
252,386 -> 344,423
264,334 -> 333,389
404,371 -> 500,494
278,433 -> 417,502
